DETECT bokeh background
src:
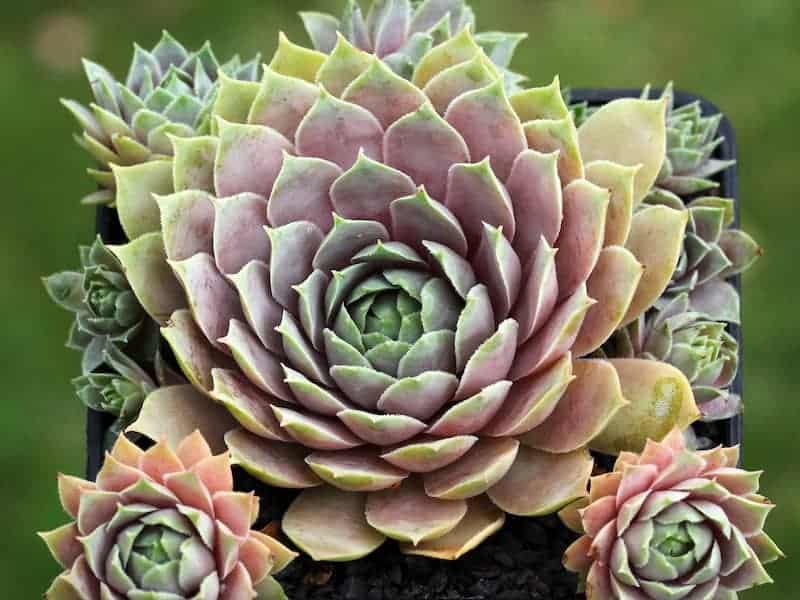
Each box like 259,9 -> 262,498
2,0 -> 796,597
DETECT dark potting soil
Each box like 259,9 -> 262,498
275,515 -> 581,600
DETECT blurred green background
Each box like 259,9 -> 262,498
2,0 -> 796,597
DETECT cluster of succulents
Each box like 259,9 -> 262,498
40,1 -> 779,598
62,31 -> 261,206
564,428 -> 781,599
107,24 -> 707,562
40,431 -> 295,599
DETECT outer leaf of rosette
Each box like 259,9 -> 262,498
283,486 -> 386,561
113,160 -> 174,240
128,385 -> 238,453
590,359 -> 701,455
108,232 -> 186,325
578,97 -> 668,206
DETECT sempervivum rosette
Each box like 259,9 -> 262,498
63,31 -> 261,206
112,30 -> 699,560
39,431 -> 296,599
564,428 -> 782,599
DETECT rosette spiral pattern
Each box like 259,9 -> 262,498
40,432 -> 296,599
564,429 -> 782,599
113,30 -> 697,560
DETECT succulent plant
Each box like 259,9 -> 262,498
73,342 -> 157,446
299,0 -> 527,88
646,193 -> 762,324
104,29 -> 700,561
62,31 -> 261,206
40,431 -> 296,599
571,83 -> 736,198
603,293 -> 742,422
643,83 -> 736,197
564,428 -> 782,599
43,236 -> 157,374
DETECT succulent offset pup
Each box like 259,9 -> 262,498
108,27 -> 702,561
62,31 -> 261,206
564,428 -> 782,599
39,431 -> 296,599
43,236 -> 156,374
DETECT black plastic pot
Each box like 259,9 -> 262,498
85,88 -> 744,599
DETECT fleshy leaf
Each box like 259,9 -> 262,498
273,406 -> 363,450
510,284 -> 594,380
113,160 -> 174,240
519,359 -> 628,453
412,28 -> 495,89
331,150 -> 416,227
622,205 -> 689,326
226,429 -> 321,488
316,33 -> 373,97
109,233 -> 185,325
214,118 -> 293,199
248,67 -> 320,141
483,353 -> 573,437
208,368 -> 293,442
157,190 -> 215,261
128,385 -> 237,453
366,477 -> 467,545
524,118 -> 584,185
169,253 -> 243,350
578,97 -> 667,205
213,193 -> 270,275
555,179 -> 609,301
390,187 -> 469,256
506,150 -> 563,256
455,318 -> 518,400
509,76 -> 569,121
444,79 -> 527,181
378,371 -> 459,420
424,438 -> 519,500
171,135 -> 218,192
445,158 -> 516,249
585,160 -> 639,247
283,486 -> 385,561
268,32 -> 326,82
268,154 -> 341,232
381,436 -> 478,473
427,380 -> 511,436
384,104 -> 470,202
295,87 -> 384,170
344,57 -> 428,130
399,495 -> 505,560
572,246 -> 643,356
590,359 -> 701,455
306,448 -> 408,491
487,447 -> 594,516
229,261 -> 284,355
